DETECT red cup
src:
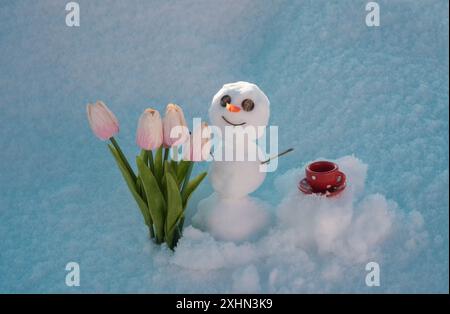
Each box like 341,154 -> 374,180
305,161 -> 345,192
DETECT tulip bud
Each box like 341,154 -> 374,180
86,101 -> 119,140
184,122 -> 211,161
163,103 -> 189,147
136,108 -> 163,150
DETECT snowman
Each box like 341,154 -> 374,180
192,81 -> 272,242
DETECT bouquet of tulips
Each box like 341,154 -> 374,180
87,101 -> 209,249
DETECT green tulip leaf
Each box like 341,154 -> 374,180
164,170 -> 183,243
164,160 -> 176,179
167,214 -> 185,249
161,173 -> 167,201
170,159 -> 178,174
110,137 -> 136,181
136,174 -> 142,194
108,144 -> 150,226
137,156 -> 166,243
140,149 -> 148,167
176,160 -> 191,186
182,171 -> 207,208
136,175 -> 145,202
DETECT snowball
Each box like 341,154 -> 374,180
192,193 -> 271,242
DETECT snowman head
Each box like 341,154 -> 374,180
209,81 -> 270,136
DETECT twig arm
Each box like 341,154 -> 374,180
261,148 -> 294,165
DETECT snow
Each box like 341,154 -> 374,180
0,0 -> 448,293
232,265 -> 261,293
166,156 -> 428,293
193,193 -> 271,242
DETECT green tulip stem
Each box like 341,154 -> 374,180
163,147 -> 170,174
110,137 -> 136,181
147,150 -> 154,173
164,147 -> 170,162
146,150 -> 155,239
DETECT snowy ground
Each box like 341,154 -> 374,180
0,0 -> 448,293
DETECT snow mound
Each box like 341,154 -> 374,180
276,156 -> 393,262
168,155 -> 427,292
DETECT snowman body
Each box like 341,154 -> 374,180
192,82 -> 271,242
210,139 -> 267,199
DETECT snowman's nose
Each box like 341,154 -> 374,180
226,103 -> 241,112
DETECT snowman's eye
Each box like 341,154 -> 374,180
241,99 -> 254,112
220,95 -> 231,107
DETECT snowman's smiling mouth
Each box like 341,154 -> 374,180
222,116 -> 246,126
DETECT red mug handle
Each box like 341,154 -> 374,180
336,171 -> 346,185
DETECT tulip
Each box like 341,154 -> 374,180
87,101 -> 119,140
184,122 -> 211,161
136,108 -> 163,150
163,103 -> 189,147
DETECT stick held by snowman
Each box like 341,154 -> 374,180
193,81 -> 292,242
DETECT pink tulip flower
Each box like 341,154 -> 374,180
86,101 -> 119,140
163,103 -> 189,147
136,108 -> 163,150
